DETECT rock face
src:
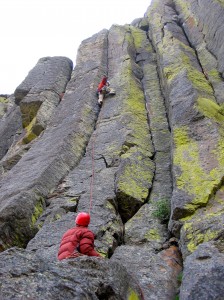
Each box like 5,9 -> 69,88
0,248 -> 143,300
179,239 -> 224,300
0,0 -> 223,299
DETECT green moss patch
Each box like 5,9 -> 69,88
152,198 -> 170,222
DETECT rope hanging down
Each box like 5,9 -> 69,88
89,133 -> 96,214
89,108 -> 103,214
88,107 -> 145,300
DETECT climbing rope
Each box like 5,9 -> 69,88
89,131 -> 96,214
88,98 -> 145,300
89,105 -> 103,214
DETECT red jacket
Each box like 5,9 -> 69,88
58,226 -> 101,260
97,77 -> 107,92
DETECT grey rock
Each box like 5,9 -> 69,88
0,247 -> 142,300
0,99 -> 23,161
16,57 -> 73,141
131,17 -> 149,31
179,189 -> 224,258
0,58 -> 73,171
0,142 -> 32,175
14,56 -> 73,104
0,95 -> 9,119
174,0 -> 224,104
0,29 -> 109,250
125,203 -> 168,249
29,24 -> 155,260
27,212 -> 77,257
147,1 -> 224,252
111,244 -> 182,300
115,150 -> 155,222
130,26 -> 172,206
131,18 -> 142,27
180,241 -> 224,300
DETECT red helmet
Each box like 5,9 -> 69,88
75,212 -> 90,226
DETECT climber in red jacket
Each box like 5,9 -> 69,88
97,75 -> 108,92
58,212 -> 101,260
97,75 -> 115,106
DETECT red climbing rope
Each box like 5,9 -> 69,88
89,107 -> 102,214
89,133 -> 96,214
88,104 -> 145,300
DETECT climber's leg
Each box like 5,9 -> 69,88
98,92 -> 104,105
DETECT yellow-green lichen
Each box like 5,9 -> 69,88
214,134 -> 224,166
181,184 -> 224,252
117,154 -> 154,201
174,0 -> 192,18
54,214 -> 62,220
0,96 -> 8,103
144,228 -> 161,241
98,249 -> 107,258
105,58 -> 153,159
120,64 -> 153,157
131,26 -> 152,52
22,117 -> 38,144
207,69 -> 222,81
31,197 -> 44,226
187,70 -> 213,95
128,289 -> 141,300
173,127 -> 224,211
184,223 -> 220,253
164,53 -> 213,96
215,0 -> 224,7
197,97 -> 224,123
111,25 -> 132,46
68,197 -> 78,203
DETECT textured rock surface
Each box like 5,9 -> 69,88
0,248 -> 142,300
111,244 -> 182,300
15,57 -> 73,145
0,29 -> 108,250
27,24 -> 155,260
0,95 -> 10,119
147,0 -> 224,258
0,97 -> 23,162
179,240 -> 224,300
14,57 -> 72,103
0,0 -> 224,299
